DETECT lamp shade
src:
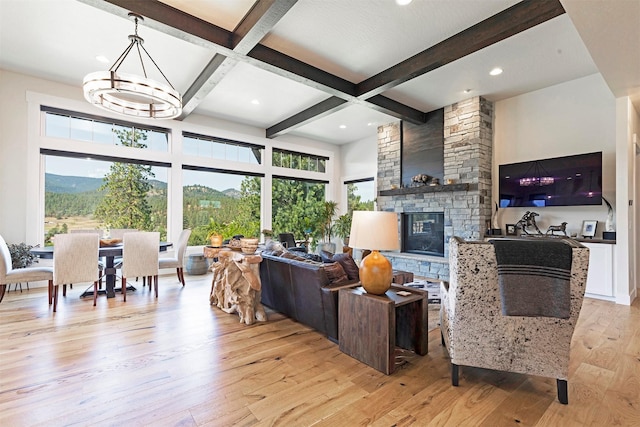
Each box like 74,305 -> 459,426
348,211 -> 399,250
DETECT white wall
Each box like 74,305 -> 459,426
339,134 -> 378,206
340,134 -> 379,181
493,73 -> 617,237
0,70 -> 86,244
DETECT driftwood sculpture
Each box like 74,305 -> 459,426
515,211 -> 543,235
210,250 -> 267,325
546,222 -> 568,236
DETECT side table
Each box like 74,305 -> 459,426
338,284 -> 428,374
208,249 -> 267,325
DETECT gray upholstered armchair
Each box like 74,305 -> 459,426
440,236 -> 589,404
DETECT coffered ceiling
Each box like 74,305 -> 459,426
1,0 -> 638,145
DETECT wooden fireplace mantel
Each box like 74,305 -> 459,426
378,183 -> 476,197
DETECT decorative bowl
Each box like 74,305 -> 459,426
240,238 -> 259,254
100,238 -> 122,247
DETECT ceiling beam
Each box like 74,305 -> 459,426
267,97 -> 348,138
232,0 -> 298,53
179,54 -> 234,118
80,0 -> 425,126
247,44 -> 357,98
357,0 -> 566,98
267,0 -> 565,137
81,0 -> 565,139
82,0 -> 233,49
265,95 -> 426,138
179,0 -> 298,118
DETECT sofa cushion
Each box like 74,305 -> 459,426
280,251 -> 306,261
324,262 -> 349,284
321,251 -> 360,281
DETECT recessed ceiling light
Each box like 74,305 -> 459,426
396,0 -> 412,5
463,89 -> 472,94
489,67 -> 503,76
251,99 -> 260,105
367,122 -> 373,126
95,55 -> 110,64
339,125 -> 347,129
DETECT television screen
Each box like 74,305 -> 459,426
499,152 -> 602,207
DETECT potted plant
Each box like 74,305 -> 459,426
9,242 -> 38,269
261,229 -> 273,243
334,213 -> 352,246
316,201 -> 338,254
206,218 -> 225,247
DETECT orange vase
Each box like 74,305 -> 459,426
209,234 -> 223,247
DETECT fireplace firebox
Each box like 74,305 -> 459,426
402,212 -> 445,257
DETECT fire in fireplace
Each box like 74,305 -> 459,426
402,212 -> 445,257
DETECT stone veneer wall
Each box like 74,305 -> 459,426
377,97 -> 494,280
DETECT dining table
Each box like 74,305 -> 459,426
31,242 -> 173,298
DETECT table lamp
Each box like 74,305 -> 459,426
348,211 -> 400,295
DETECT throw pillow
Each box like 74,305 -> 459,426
323,262 -> 349,285
320,250 -> 334,263
320,251 -> 360,281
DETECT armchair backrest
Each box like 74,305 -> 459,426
174,229 -> 192,264
122,232 -> 160,278
278,233 -> 296,249
441,236 -> 589,380
0,234 -> 12,278
53,233 -> 100,285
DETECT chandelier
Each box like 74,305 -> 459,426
83,13 -> 182,120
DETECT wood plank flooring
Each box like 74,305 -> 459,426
0,274 -> 639,426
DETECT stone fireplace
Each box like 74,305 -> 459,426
376,97 -> 494,280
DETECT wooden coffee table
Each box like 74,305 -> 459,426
338,284 -> 428,374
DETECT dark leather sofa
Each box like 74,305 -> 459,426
259,253 -> 358,342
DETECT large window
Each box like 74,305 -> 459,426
36,104 -> 334,249
345,178 -> 375,213
44,155 -> 168,243
271,177 -> 326,241
183,168 -> 261,245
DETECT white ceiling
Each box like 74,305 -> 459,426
0,0 -> 638,145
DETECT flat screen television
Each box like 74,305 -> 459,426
499,152 -> 602,207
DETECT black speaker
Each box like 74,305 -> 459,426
602,231 -> 616,241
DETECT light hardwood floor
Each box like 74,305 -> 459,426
1,274 -> 639,426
